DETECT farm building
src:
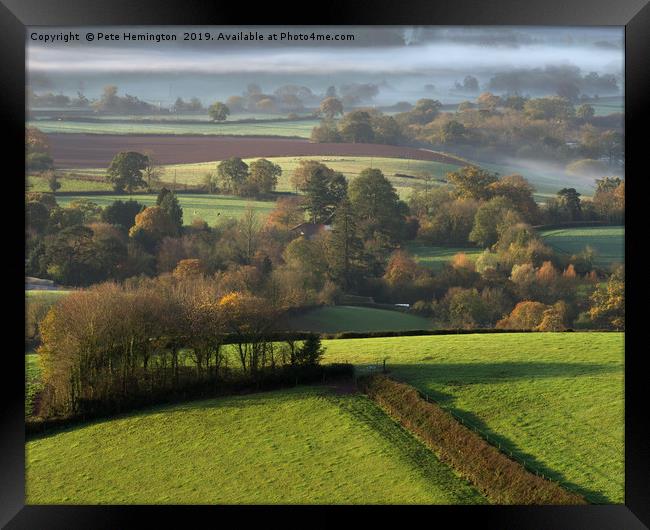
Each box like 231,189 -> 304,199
290,221 -> 332,240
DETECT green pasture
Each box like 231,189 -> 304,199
26,386 -> 484,504
52,156 -> 456,198
540,226 -> 624,267
55,193 -> 277,226
322,332 -> 624,504
405,242 -> 482,270
27,175 -> 113,193
288,306 -> 432,333
27,119 -> 319,138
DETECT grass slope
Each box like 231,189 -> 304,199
26,386 -> 484,504
288,306 -> 433,333
406,242 -> 482,270
322,332 -> 624,504
55,194 -> 276,226
540,226 -> 624,268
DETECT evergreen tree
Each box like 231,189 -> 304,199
156,188 -> 183,230
326,198 -> 364,290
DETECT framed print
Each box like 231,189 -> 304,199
1,0 -> 648,527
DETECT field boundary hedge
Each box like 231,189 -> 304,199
358,374 -> 586,505
26,363 -> 354,438
318,327 -> 617,340
533,221 -> 617,230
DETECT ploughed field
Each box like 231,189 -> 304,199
322,332 -> 624,504
540,226 -> 624,268
26,386 -> 485,504
47,134 -> 467,169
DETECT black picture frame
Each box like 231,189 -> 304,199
2,1 -> 647,527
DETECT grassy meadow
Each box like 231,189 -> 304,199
55,193 -> 277,226
48,156 -> 458,199
26,386 -> 485,504
288,306 -> 433,333
406,242 -> 482,270
540,226 -> 624,267
322,332 -> 624,504
27,118 -> 319,138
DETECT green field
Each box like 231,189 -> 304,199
55,156 -> 459,198
28,175 -> 114,193
55,193 -> 277,226
406,242 -> 482,270
579,96 -> 624,117
322,332 -> 624,504
26,290 -> 73,301
26,386 -> 484,504
288,306 -> 433,333
27,119 -> 319,138
540,226 -> 624,267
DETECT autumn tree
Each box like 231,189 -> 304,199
536,301 -> 569,331
383,250 -> 420,287
248,158 -> 282,195
208,101 -> 230,122
106,151 -> 149,193
338,110 -> 374,143
129,206 -> 178,249
487,174 -> 539,223
26,127 -> 54,171
267,196 -> 305,229
173,258 -> 205,279
217,157 -> 249,195
447,166 -> 499,201
443,287 -> 491,328
406,98 -> 443,124
469,196 -> 522,248
319,97 -> 344,119
589,267 -> 624,330
477,92 -> 500,111
497,301 -> 549,329
523,96 -> 575,121
576,103 -> 595,121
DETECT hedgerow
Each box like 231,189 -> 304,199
358,374 -> 586,505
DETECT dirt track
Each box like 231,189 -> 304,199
48,134 -> 466,168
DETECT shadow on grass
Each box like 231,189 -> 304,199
383,361 -> 621,504
388,361 -> 620,386
324,393 -> 487,504
26,385 -> 333,441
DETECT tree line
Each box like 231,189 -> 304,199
27,155 -> 623,334
36,275 -> 331,419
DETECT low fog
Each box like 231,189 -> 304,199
27,26 -> 624,107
